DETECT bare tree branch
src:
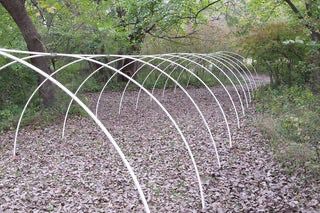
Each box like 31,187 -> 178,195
194,0 -> 223,21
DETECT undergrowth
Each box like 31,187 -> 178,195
254,85 -> 320,178
0,66 -> 238,132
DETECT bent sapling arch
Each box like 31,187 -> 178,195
159,58 -> 189,97
152,54 -> 245,121
213,52 -> 257,89
173,54 -> 248,111
135,56 -> 184,106
8,55 -> 104,149
172,53 -> 245,119
62,56 -> 128,138
97,55 -> 222,168
120,55 -> 234,149
203,54 -> 251,108
208,54 -> 253,103
132,56 -> 189,102
199,54 -> 250,109
0,48 -> 262,212
215,52 -> 257,90
119,56 -> 171,112
0,49 -> 151,213
137,54 -> 237,146
218,51 -> 260,87
95,55 -> 170,115
182,54 -> 252,103
211,53 -> 254,102
55,54 -> 207,209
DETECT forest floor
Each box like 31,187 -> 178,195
0,76 -> 319,212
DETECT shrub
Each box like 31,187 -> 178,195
241,22 -> 320,88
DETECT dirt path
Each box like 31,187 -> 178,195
0,81 -> 319,212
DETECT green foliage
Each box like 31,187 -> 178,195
141,22 -> 233,54
244,0 -> 320,36
241,21 -> 319,86
255,86 -> 316,113
229,0 -> 320,89
22,0 -> 221,54
0,65 -> 38,107
110,0 -> 223,52
255,86 -> 320,177
27,0 -> 123,54
114,0 -> 209,33
0,6 -> 25,49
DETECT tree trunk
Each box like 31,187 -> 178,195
287,59 -> 293,86
266,61 -> 274,85
1,0 -> 55,107
86,47 -> 112,83
116,44 -> 140,82
116,30 -> 143,82
116,57 -> 138,82
311,31 -> 320,43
